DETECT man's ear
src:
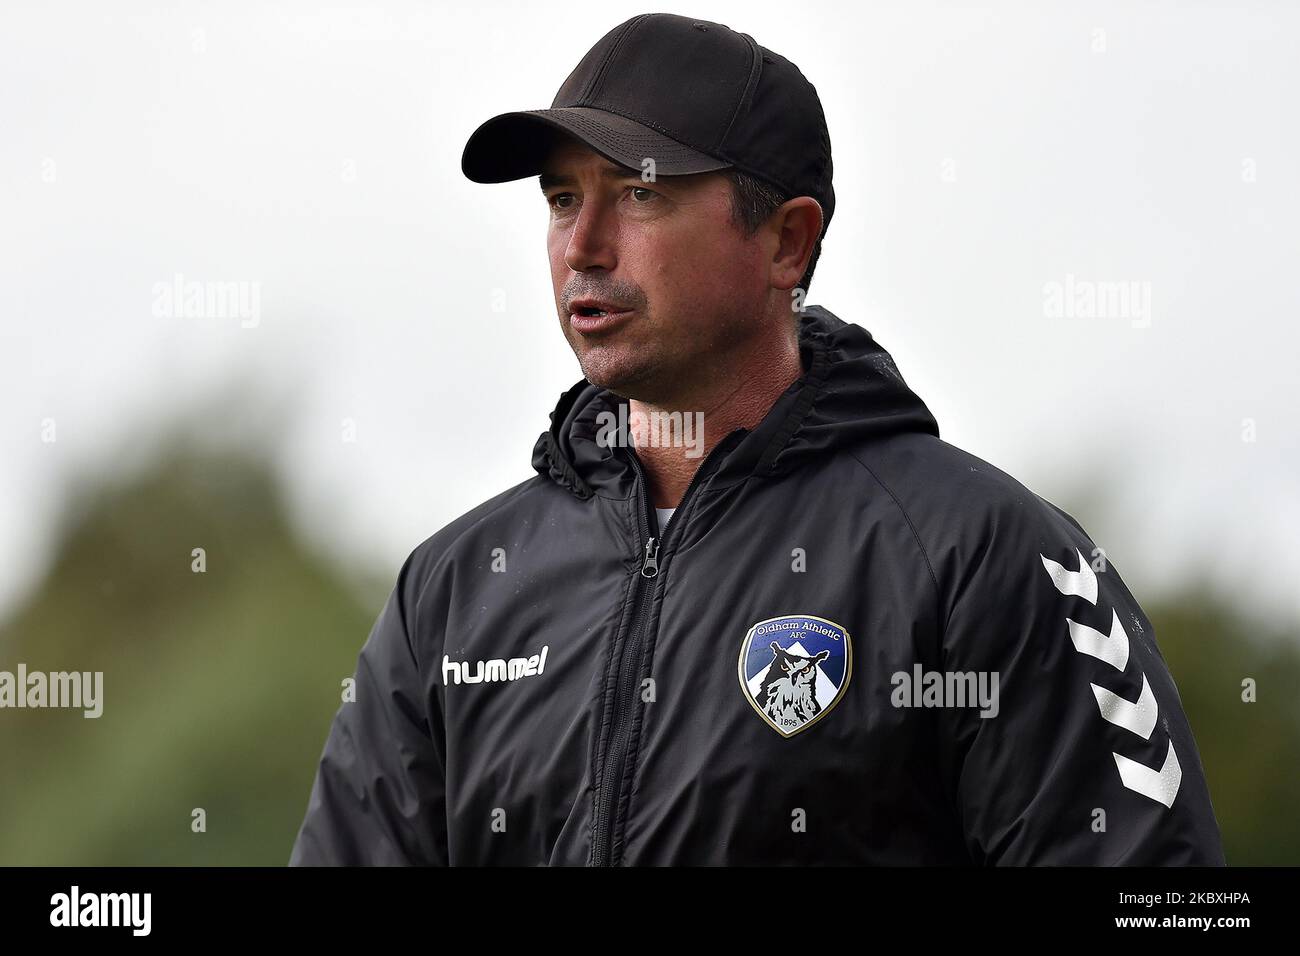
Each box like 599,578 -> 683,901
770,197 -> 822,292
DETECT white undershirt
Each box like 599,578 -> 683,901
655,507 -> 676,532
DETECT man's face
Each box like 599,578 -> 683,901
540,136 -> 771,404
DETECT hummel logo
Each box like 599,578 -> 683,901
442,645 -> 549,685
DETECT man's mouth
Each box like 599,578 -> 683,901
570,297 -> 632,316
569,299 -> 636,332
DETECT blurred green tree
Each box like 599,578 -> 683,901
0,447 -> 379,864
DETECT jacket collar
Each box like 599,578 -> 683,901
531,305 -> 940,500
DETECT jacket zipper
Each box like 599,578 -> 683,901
590,430 -> 743,866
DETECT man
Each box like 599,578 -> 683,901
289,13 -> 1224,866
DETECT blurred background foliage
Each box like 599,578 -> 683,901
0,439 -> 1295,865
0,443 -> 382,865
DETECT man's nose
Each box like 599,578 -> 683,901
563,200 -> 618,273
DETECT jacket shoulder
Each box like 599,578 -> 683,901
395,475 -> 556,610
848,432 -> 1103,612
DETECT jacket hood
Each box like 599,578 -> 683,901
531,305 -> 940,500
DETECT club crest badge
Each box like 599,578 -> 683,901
738,615 -> 852,737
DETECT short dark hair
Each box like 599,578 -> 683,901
724,168 -> 823,297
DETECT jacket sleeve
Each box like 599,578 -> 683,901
932,495 -> 1225,865
288,549 -> 448,866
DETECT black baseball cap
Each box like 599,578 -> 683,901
461,13 -> 835,239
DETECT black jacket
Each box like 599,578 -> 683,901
289,306 -> 1225,866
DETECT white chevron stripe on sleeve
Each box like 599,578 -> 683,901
1040,548 -> 1098,605
1090,673 -> 1158,740
1113,740 -> 1183,808
1066,608 -> 1130,673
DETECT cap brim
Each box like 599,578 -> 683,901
461,106 -> 732,183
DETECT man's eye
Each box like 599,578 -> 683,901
630,186 -> 656,202
548,193 -> 575,210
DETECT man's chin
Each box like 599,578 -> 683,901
580,367 -> 646,399
575,351 -> 656,398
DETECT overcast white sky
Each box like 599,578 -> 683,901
2,0 -> 1296,630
